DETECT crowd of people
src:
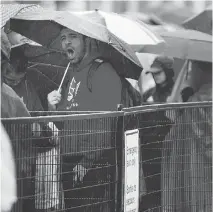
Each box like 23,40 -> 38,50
1,3 -> 212,212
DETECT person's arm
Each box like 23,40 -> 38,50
47,90 -> 62,111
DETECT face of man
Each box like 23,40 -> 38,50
150,67 -> 167,85
60,28 -> 85,64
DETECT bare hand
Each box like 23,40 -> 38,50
47,90 -> 62,110
73,164 -> 87,183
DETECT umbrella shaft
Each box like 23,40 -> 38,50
58,62 -> 71,92
170,60 -> 188,102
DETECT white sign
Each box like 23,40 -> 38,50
124,129 -> 140,212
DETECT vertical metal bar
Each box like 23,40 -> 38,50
115,104 -> 124,212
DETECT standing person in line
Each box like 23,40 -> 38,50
4,46 -> 61,211
3,47 -> 44,112
143,56 -> 175,103
141,56 -> 175,210
1,29 -> 35,212
47,27 -> 122,210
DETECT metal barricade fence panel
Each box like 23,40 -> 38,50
122,102 -> 212,212
2,111 -> 124,212
2,102 -> 212,212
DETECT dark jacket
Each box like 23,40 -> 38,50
57,55 -> 121,111
12,77 -> 44,112
152,82 -> 173,103
1,83 -> 34,174
57,39 -> 122,169
1,83 -> 30,118
143,81 -> 174,103
1,83 -> 35,212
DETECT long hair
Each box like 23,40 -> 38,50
163,66 -> 175,90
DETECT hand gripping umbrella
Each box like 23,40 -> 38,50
10,9 -> 164,80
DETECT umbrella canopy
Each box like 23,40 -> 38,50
65,10 -> 164,51
9,9 -> 155,79
0,3 -> 43,28
148,24 -> 182,34
138,29 -> 212,63
123,14 -> 182,54
156,5 -> 195,25
182,7 -> 212,35
11,42 -> 68,88
11,42 -> 68,109
124,12 -> 164,26
135,23 -> 183,54
12,42 -> 69,68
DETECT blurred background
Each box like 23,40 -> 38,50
1,0 -> 212,98
2,0 -> 212,25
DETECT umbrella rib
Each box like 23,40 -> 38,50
47,22 -> 62,50
17,4 -> 39,16
28,62 -> 67,69
27,65 -> 60,87
108,33 -> 141,67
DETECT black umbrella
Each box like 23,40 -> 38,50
10,9 -> 145,80
11,42 -> 69,109
11,42 -> 69,83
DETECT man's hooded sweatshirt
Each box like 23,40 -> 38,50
57,38 -> 122,111
57,38 -> 122,169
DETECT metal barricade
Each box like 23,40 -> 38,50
123,101 -> 212,212
2,111 -> 124,212
1,101 -> 212,212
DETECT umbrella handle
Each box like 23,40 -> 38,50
168,60 -> 188,103
58,62 -> 71,93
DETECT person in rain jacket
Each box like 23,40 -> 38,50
1,30 -> 31,118
139,55 -> 175,211
162,61 -> 212,212
3,47 -> 44,112
47,27 -> 122,210
3,38 -> 61,211
1,29 -> 35,212
144,56 -> 175,103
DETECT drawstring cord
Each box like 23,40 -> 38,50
25,80 -> 29,108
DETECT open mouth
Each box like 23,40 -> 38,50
66,48 -> 75,59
